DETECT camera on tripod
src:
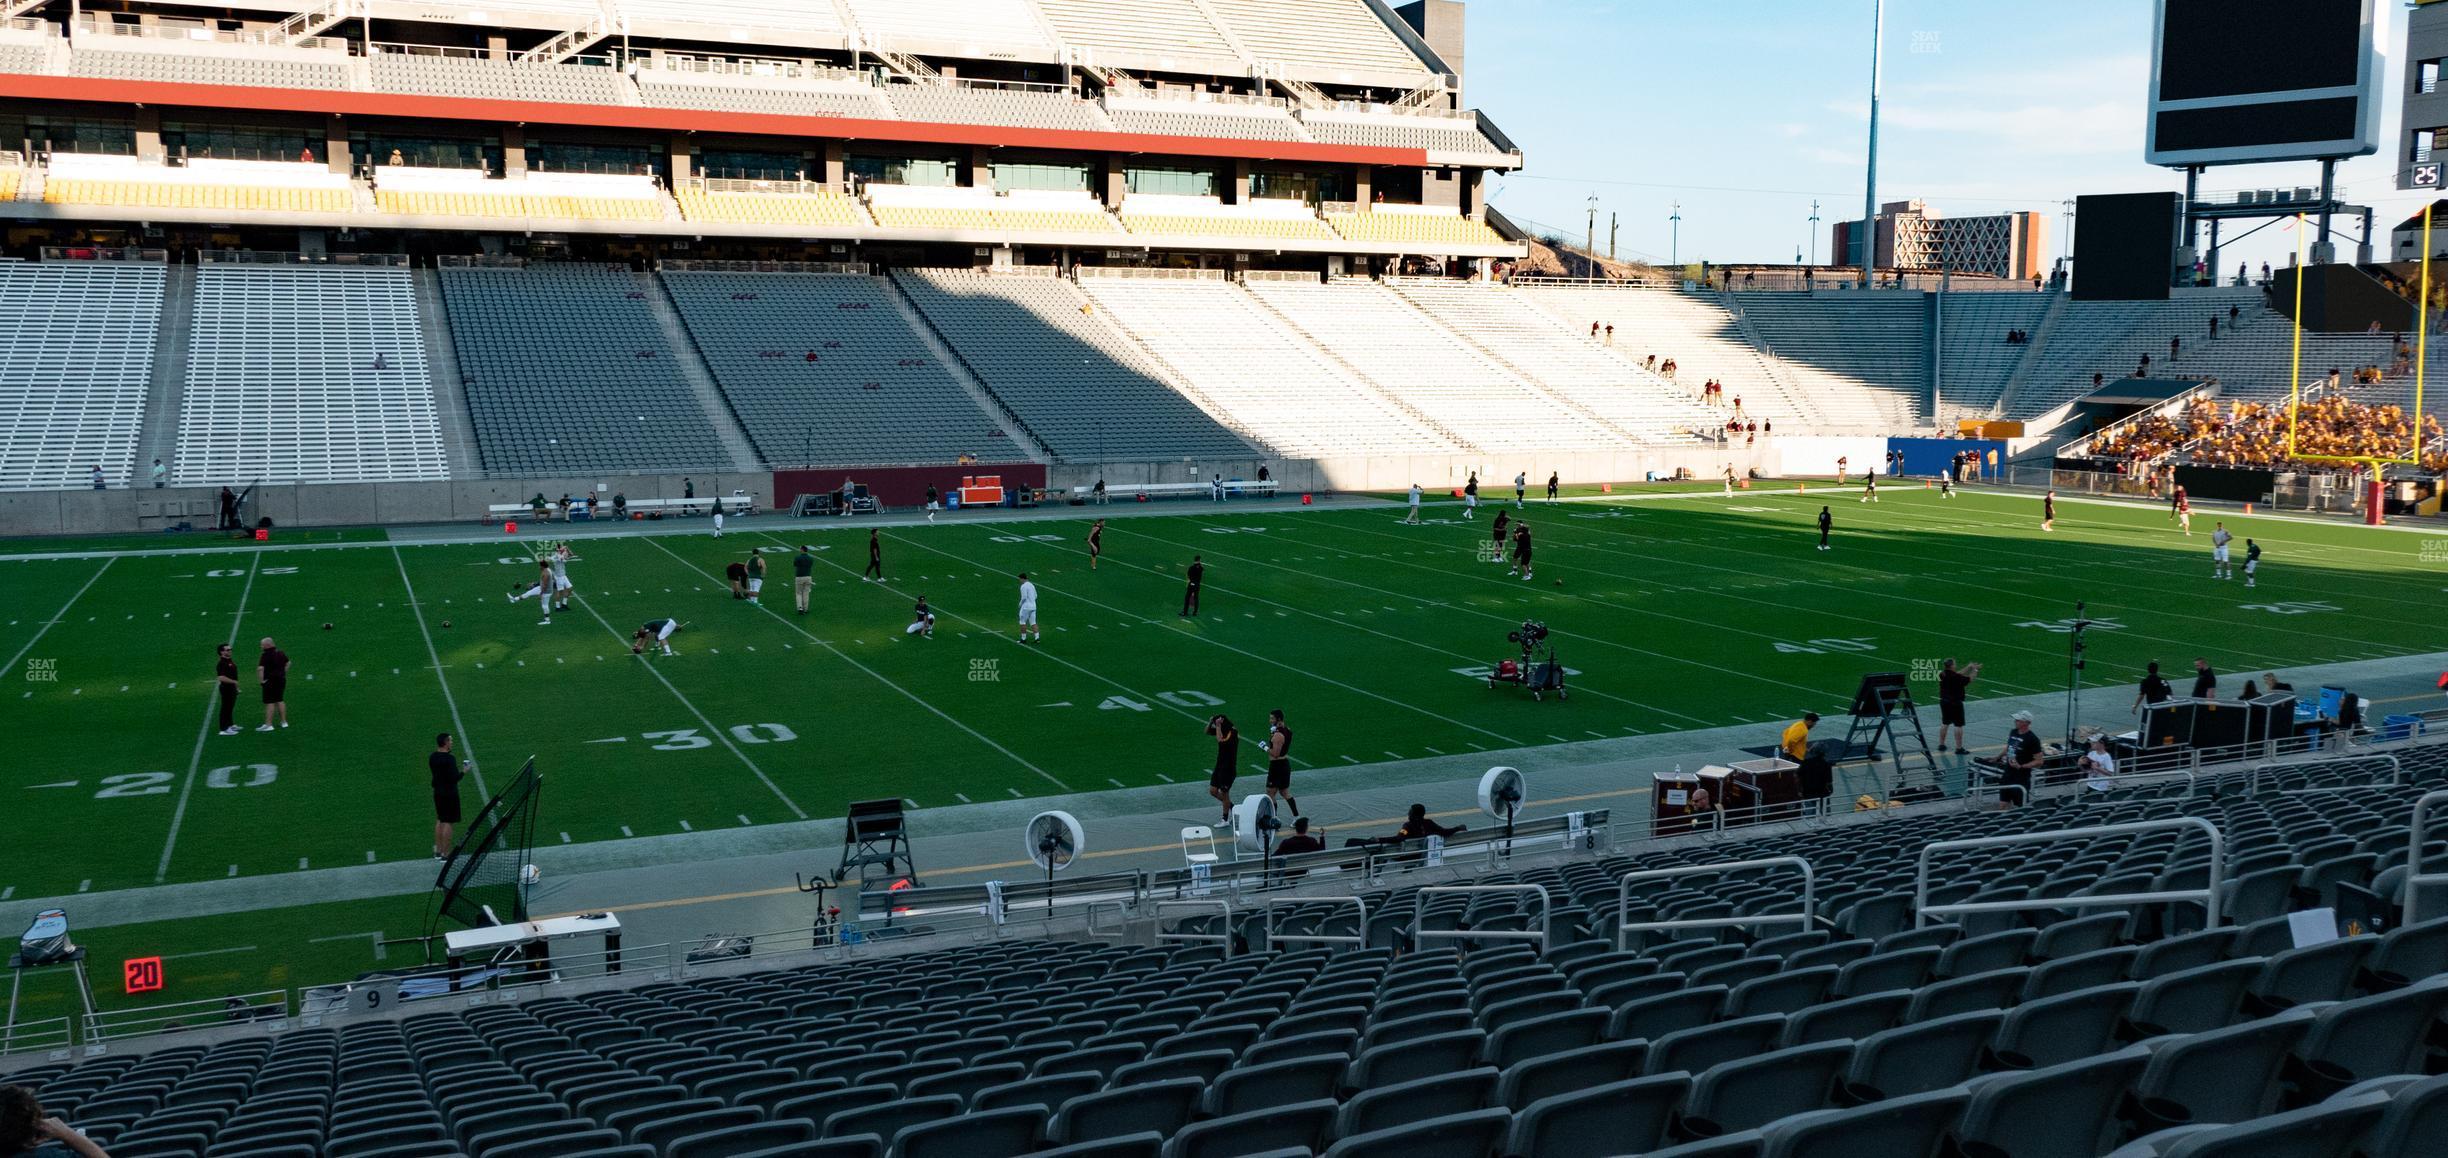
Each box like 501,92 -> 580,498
1507,620 -> 1549,653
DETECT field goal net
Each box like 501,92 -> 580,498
431,758 -> 541,932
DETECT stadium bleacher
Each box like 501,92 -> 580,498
661,269 -> 1014,467
1514,285 -> 1815,429
1243,278 -> 1640,452
1387,279 -> 1717,444
0,259 -> 163,491
174,264 -> 447,486
1323,206 -> 1507,249
1115,194 -> 1337,242
1732,292 -> 1929,431
10,740 -> 2448,1157
437,264 -> 733,475
1935,292 -> 2053,422
1204,0 -> 1430,78
893,268 -> 1255,462
44,155 -> 352,215
865,186 -> 1123,237
883,83 -> 1112,134
367,49 -> 630,106
673,181 -> 869,228
1077,273 -> 1465,459
1101,97 -> 1313,143
1032,0 -> 1241,70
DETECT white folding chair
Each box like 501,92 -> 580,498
1181,825 -> 1221,867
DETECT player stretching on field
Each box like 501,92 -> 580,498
632,618 -> 683,656
1546,471 -> 1560,503
2042,490 -> 2057,533
906,595 -> 935,638
744,548 -> 765,603
1016,572 -> 1040,643
1511,520 -> 1534,580
1087,519 -> 1104,570
2211,523 -> 2233,579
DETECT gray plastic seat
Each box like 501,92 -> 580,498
1496,1040 -> 1647,1110
662,1118 -> 823,1158
1756,1087 -> 1970,1158
1954,1046 -> 2151,1158
823,1095 -> 961,1146
1936,930 -> 2036,979
2371,917 -> 2448,982
2296,974 -> 2448,1086
887,1105 -> 1047,1158
1607,987 -> 1728,1042
1158,1099 -> 1336,1158
1481,1008 -> 1608,1068
1644,1014 -> 1788,1077
1834,948 -> 1941,997
1781,992 -> 1908,1047
1993,981 -> 2138,1068
1331,1068 -> 1497,1142
1503,1072 -> 1690,1158
1054,1078 -> 1203,1145
1903,969 -> 2026,1021
1682,1040 -> 1853,1135
1203,1056 -> 1344,1117
2130,928 -> 2234,980
2022,946 -> 2138,1000
2252,937 -> 2377,1009
1034,1134 -> 1162,1158
972,1072 -> 1100,1113
2134,1008 -> 2315,1126
2030,912 -> 2126,959
2361,1072 -> 2448,1158
1343,1030 -> 1485,1092
1724,967 -> 1840,1018
2144,1088 -> 2391,1158
2129,958 -> 2264,1035
1316,1108 -> 1509,1158
1846,1009 -> 2001,1099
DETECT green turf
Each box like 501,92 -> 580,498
5,488 -> 2445,911
0,527 -> 387,557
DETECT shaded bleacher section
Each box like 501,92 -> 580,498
0,260 -> 162,490
1078,273 -> 1464,459
893,268 -> 1255,461
631,57 -> 891,119
1516,284 -> 1834,429
661,270 -> 1013,466
373,169 -> 665,223
1300,112 -> 1510,158
68,36 -> 350,90
174,265 -> 446,485
884,83 -> 1110,133
438,265 -> 731,474
1101,97 -> 1311,143
1733,291 -> 1928,431
864,186 -> 1121,237
2009,288 -> 2403,420
1936,292 -> 2052,420
1389,279 -> 1715,444
1245,278 -> 1638,452
12,743 -> 2448,1157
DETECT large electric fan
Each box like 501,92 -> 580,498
1023,810 -> 1084,914
1479,766 -> 1527,855
1231,793 -> 1280,859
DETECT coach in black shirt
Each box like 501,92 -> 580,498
430,733 -> 467,861
2133,661 -> 2174,715
1936,659 -> 1980,754
1182,555 -> 1205,617
2191,657 -> 2217,699
214,644 -> 240,736
257,637 -> 290,731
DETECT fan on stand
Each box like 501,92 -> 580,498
1479,766 -> 1527,857
1230,793 -> 1280,862
1022,810 -> 1084,915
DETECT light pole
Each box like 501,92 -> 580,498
1669,200 -> 1682,266
1585,194 -> 1598,276
1608,212 -> 1618,263
1808,199 -> 1822,267
1859,0 -> 1884,285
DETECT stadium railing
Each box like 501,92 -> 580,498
1614,855 -> 1815,949
1913,817 -> 2225,929
195,248 -> 410,267
2407,789 -> 2448,926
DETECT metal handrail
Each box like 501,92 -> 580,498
1155,900 -> 1234,955
2255,753 -> 2402,791
1413,885 -> 1550,953
84,989 -> 289,1044
0,1018 -> 69,1056
1614,856 -> 1815,949
1264,895 -> 1368,949
2408,790 -> 2448,926
1914,818 -> 2224,928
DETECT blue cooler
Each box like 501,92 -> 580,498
2382,714 -> 2425,742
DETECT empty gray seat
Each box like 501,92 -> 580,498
1993,981 -> 2138,1068
823,1095 -> 961,1146
1846,1009 -> 2001,1099
2143,1088 -> 2392,1158
1724,967 -> 1841,1018
1482,1009 -> 1608,1068
1782,992 -> 1908,1047
1756,1087 -> 1970,1158
1316,1108 -> 1510,1158
1158,1099 -> 1336,1158
1904,969 -> 2026,1021
2297,973 -> 2448,1085
1331,1068 -> 1496,1142
1504,1071 -> 1690,1158
1954,1046 -> 2151,1158
2022,946 -> 2138,1000
1682,1040 -> 1853,1135
1053,1078 -> 1203,1145
1608,987 -> 1729,1043
2253,937 -> 2377,1009
1496,1040 -> 1647,1110
1344,1030 -> 1485,1092
1936,930 -> 2036,979
1834,948 -> 1941,997
2129,958 -> 2264,1035
1203,1057 -> 1344,1118
1645,1014 -> 1788,1077
2134,1008 -> 2315,1126
662,1118 -> 824,1158
1035,1134 -> 1162,1158
887,1105 -> 1047,1158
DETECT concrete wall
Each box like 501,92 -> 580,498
0,441 -> 1861,536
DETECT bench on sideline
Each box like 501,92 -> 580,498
483,495 -> 758,522
1072,480 -> 1278,502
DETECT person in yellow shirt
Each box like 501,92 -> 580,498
1781,712 -> 1821,762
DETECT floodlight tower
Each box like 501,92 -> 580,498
1859,0 -> 1884,285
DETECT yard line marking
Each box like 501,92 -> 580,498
560,832 -> 572,844
365,851 -> 376,864
1424,746 -> 1444,754
0,888 -> 10,900
565,573 -> 811,820
955,792 -> 972,803
297,857 -> 309,870
1007,788 -> 1024,798
1385,750 -> 1402,759
1,556 -> 112,681
1107,778 -> 1126,788
26,781 -> 77,790
76,880 -> 89,893
586,736 -> 629,744
620,825 -> 633,837
680,820 -> 693,832
388,548 -> 491,801
1156,772 -> 1176,782
1341,755 -> 1360,763
162,945 -> 257,961
738,814 -> 753,826
155,551 -> 259,883
226,865 -> 236,877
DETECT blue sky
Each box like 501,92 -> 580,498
1466,0 -> 2424,273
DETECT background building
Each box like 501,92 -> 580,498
1831,200 -> 2047,280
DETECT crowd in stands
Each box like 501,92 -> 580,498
2089,395 -> 2446,471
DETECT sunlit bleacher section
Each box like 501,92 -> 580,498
865,184 -> 1121,236
1207,0 -> 1432,78
1244,278 -> 1640,451
0,159 -> 23,202
373,167 -> 666,222
68,25 -> 351,90
2008,288 -> 2401,419
1735,291 -> 1929,430
1299,110 -> 1510,158
893,268 -> 1254,460
43,154 -> 352,214
1100,93 -> 1312,142
632,55 -> 891,119
673,179 -> 869,228
16,736 -> 2448,1156
1116,194 -> 1337,242
661,268 -> 1013,466
438,264 -> 731,474
1078,272 -> 1465,458
1517,283 -> 1811,426
1032,0 -> 1241,71
367,46 -> 629,106
1936,291 -> 2053,420
0,21 -> 53,76
174,264 -> 446,485
0,259 -> 162,490
884,81 -> 1110,132
1390,279 -> 1716,442
609,0 -> 850,50
839,0 -> 1057,61
1325,204 -> 1506,248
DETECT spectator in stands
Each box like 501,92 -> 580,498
1590,322 -> 1600,340
2208,315 -> 2218,340
2137,352 -> 2151,376
557,494 -> 572,521
150,458 -> 164,488
0,1085 -> 108,1158
2240,679 -> 2261,701
1092,478 -> 1108,505
2093,372 -> 2105,390
1396,803 -> 1465,841
88,465 -> 103,490
1997,711 -> 2042,805
298,146 -> 315,165
388,148 -> 405,166
1936,659 -> 1980,755
1275,816 -> 1324,857
2169,335 -> 2181,362
1604,324 -> 1615,346
2260,262 -> 2271,284
2264,672 -> 2294,694
2079,736 -> 2116,790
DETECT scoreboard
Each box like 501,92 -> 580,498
2146,0 -> 2383,165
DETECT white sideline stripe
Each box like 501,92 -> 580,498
390,547 -> 492,801
1,556 -> 113,681
155,552 -> 258,883
161,945 -> 257,961
562,584 -> 811,820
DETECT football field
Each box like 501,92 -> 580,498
4,483 -> 2444,915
